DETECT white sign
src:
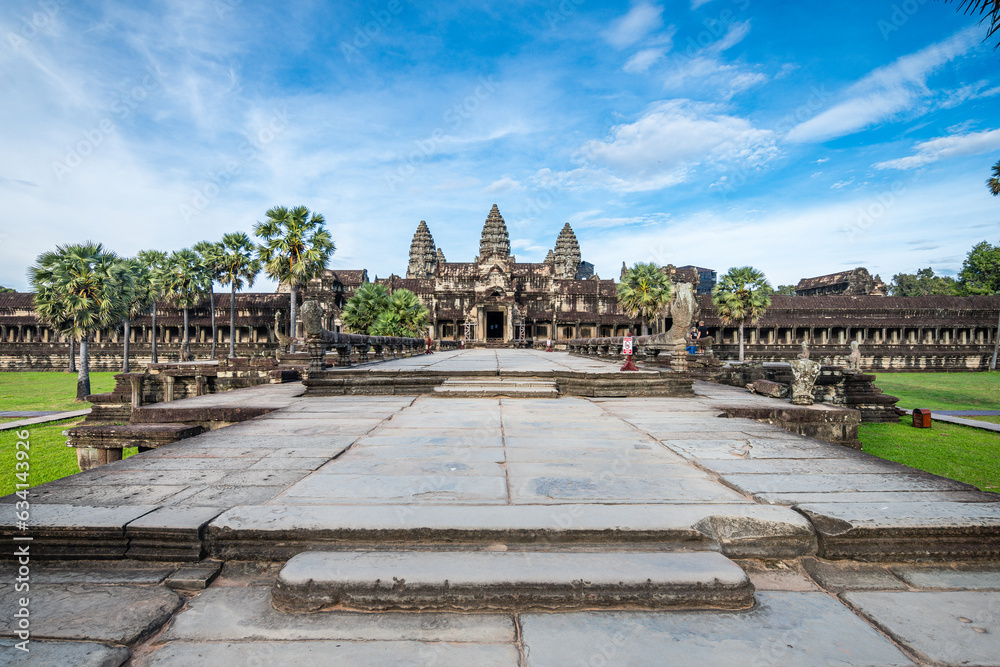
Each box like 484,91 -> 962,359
622,336 -> 633,355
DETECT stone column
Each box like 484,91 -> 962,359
356,343 -> 371,364
334,344 -> 352,367
164,375 -> 175,402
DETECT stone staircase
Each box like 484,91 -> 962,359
432,377 -> 560,398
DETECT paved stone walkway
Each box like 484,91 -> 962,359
0,408 -> 90,432
2,350 -> 999,666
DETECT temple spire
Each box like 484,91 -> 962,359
478,204 -> 510,260
406,220 -> 437,279
553,222 -> 581,279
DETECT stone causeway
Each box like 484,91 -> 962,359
2,349 -> 999,666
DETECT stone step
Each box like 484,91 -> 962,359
433,377 -> 560,398
271,550 -> 754,612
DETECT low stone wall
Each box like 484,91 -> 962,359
712,343 -> 994,372
0,341 -> 281,372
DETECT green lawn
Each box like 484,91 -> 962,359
872,372 -> 999,411
860,419 -> 1000,493
0,372 -> 118,412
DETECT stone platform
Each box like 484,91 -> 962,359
2,350 -> 999,665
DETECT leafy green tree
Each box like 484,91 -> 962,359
217,232 -> 262,358
369,289 -> 429,338
28,242 -> 131,400
766,284 -> 797,296
890,268 -> 958,296
616,263 -> 673,336
0,286 -> 14,293
712,266 -> 772,363
119,258 -> 156,373
341,282 -> 390,334
137,249 -> 169,364
957,240 -> 1000,370
989,158 -> 1000,195
161,249 -> 211,361
193,241 -> 225,358
254,205 -> 335,353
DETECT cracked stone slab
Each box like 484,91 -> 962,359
0,584 -> 182,644
275,473 -> 509,504
164,561 -> 222,590
843,591 -> 1000,665
134,640 -> 519,667
0,639 -> 130,667
126,506 -> 225,561
159,587 -> 514,642
796,502 -> 1000,560
3,485 -> 189,507
722,472 -> 975,495
272,550 -> 753,612
0,561 -> 174,585
890,564 -> 1000,590
520,591 -> 913,666
755,490 -> 1000,505
0,505 -> 158,560
206,503 -> 815,560
800,558 -> 908,592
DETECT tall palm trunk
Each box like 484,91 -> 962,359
738,322 -> 745,362
76,335 -> 90,401
208,286 -> 217,358
122,319 -> 131,373
182,307 -> 191,361
229,284 -> 237,358
150,302 -> 158,364
68,337 -> 76,372
991,310 -> 999,371
289,284 -> 298,353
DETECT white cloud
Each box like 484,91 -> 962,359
786,27 -> 980,143
624,47 -> 666,73
661,22 -> 764,98
537,100 -> 777,192
874,128 -> 1000,170
484,175 -> 525,193
691,0 -> 714,8
603,3 -> 663,49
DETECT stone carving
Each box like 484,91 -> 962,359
666,282 -> 698,344
406,220 -> 438,279
300,300 -> 323,337
846,340 -> 862,372
797,341 -> 810,359
478,204 -> 511,260
553,223 -> 582,279
788,358 -> 821,405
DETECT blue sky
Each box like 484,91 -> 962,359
1,0 -> 998,291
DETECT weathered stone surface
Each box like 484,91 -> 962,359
272,551 -> 753,612
0,639 -> 130,667
843,591 -> 1000,665
0,505 -> 157,560
520,591 -> 913,666
890,564 -> 1000,590
160,587 -> 514,642
0,584 -> 182,644
796,502 -> 1000,560
722,472 -> 974,495
0,561 -> 174,585
206,504 -> 814,560
135,640 -> 519,667
800,558 -> 908,592
164,561 -> 222,590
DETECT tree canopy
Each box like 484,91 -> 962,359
368,289 -> 429,338
341,282 -> 391,334
616,263 -> 673,335
957,240 -> 1000,295
712,266 -> 772,363
890,268 -> 958,296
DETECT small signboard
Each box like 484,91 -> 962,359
622,336 -> 633,355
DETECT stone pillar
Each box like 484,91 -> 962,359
164,375 -> 175,402
334,344 -> 352,367
788,359 -> 821,405
307,340 -> 327,372
129,375 -> 143,409
356,343 -> 371,363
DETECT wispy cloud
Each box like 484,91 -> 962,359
786,27 -> 980,143
875,128 -> 1000,170
603,3 -> 663,49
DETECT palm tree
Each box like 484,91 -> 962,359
988,158 -> 1000,196
217,232 -> 262,358
28,242 -> 131,400
161,249 -> 211,361
193,241 -> 224,359
138,249 -> 168,364
944,0 -> 1000,48
341,282 -> 390,334
712,266 -> 772,363
616,263 -> 673,336
254,205 -> 335,353
369,288 -> 429,337
119,258 -> 155,373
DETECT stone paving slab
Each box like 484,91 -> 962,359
159,586 -> 515,642
0,639 -> 129,666
205,503 -> 816,560
6,484 -> 192,507
800,557 -> 909,592
797,502 -> 1000,560
509,474 -> 750,504
0,504 -> 158,560
273,473 -> 510,504
125,506 -> 226,561
722,472 -> 975,495
890,563 -> 1000,590
134,640 -> 520,667
843,591 -> 1000,665
0,584 -> 182,644
519,591 -> 915,666
272,550 -> 754,612
0,561 -> 176,585
755,490 -> 1000,505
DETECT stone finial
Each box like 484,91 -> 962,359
544,249 -> 554,264
478,204 -> 511,260
436,248 -> 446,264
407,220 -> 437,279
553,223 -> 582,279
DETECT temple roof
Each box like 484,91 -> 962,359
478,204 -> 511,259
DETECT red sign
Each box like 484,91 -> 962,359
622,336 -> 633,355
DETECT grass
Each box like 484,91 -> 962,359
0,372 -> 118,412
859,419 -> 1000,493
872,372 -> 1000,411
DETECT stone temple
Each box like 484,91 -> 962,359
371,204 -> 632,344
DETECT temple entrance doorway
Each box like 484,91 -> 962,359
486,311 -> 504,340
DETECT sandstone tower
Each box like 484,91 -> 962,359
406,220 -> 438,279
478,204 -> 511,261
553,222 -> 582,279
